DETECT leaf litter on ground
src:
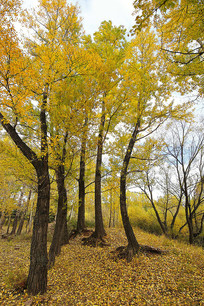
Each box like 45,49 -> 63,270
0,227 -> 203,305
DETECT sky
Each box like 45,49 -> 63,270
22,0 -> 136,35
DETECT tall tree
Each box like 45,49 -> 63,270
0,0 -> 86,294
77,116 -> 88,233
83,21 -> 127,243
0,9 -> 51,293
117,27 -> 186,260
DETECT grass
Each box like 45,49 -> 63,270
0,227 -> 203,305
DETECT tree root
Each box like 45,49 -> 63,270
82,234 -> 110,247
112,244 -> 168,262
139,244 -> 168,254
69,228 -> 94,240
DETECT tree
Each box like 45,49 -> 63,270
17,189 -> 32,235
116,27 -> 186,260
0,11 -> 51,293
0,0 -> 86,294
83,21 -> 127,243
132,139 -> 185,237
164,120 -> 204,244
77,116 -> 88,233
133,0 -> 204,96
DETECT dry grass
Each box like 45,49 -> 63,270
0,227 -> 204,305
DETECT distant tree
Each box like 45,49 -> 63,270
164,120 -> 204,244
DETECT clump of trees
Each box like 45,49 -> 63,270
0,0 -> 203,296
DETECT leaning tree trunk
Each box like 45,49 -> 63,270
120,120 -> 140,260
77,118 -> 88,233
48,163 -> 68,268
0,87 -> 51,295
26,89 -> 50,295
93,101 -> 106,239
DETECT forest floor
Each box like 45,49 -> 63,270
0,227 -> 204,305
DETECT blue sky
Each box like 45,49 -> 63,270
22,0 -> 135,35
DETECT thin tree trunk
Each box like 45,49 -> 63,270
6,216 -> 11,234
186,199 -> 194,244
93,101 -> 106,239
0,212 -> 6,233
170,194 -> 182,234
77,117 -> 88,233
113,202 -> 116,228
144,172 -> 167,235
149,197 -> 167,235
17,189 -> 32,235
109,189 -> 113,228
27,201 -> 34,233
120,120 -> 140,260
11,188 -> 24,235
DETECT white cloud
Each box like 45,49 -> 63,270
78,0 -> 135,34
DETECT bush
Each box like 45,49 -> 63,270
128,203 -> 163,235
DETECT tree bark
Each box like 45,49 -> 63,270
109,189 -> 113,228
27,164 -> 50,294
11,188 -> 24,235
48,163 -> 68,268
6,216 -> 11,234
93,101 -> 106,239
27,201 -> 34,233
120,120 -> 140,258
77,117 -> 88,233
17,189 -> 32,235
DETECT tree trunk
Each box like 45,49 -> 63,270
27,164 -> 50,294
113,202 -> 116,228
170,194 -> 182,235
16,211 -> 25,235
17,189 -> 32,235
0,212 -> 6,233
10,211 -> 20,235
11,188 -> 24,235
120,120 -> 140,259
27,201 -> 34,233
186,200 -> 194,244
6,216 -> 11,234
77,117 -> 88,233
149,197 -> 167,235
93,101 -> 106,239
109,189 -> 113,228
49,164 -> 68,268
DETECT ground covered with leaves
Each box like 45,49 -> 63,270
0,228 -> 204,305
